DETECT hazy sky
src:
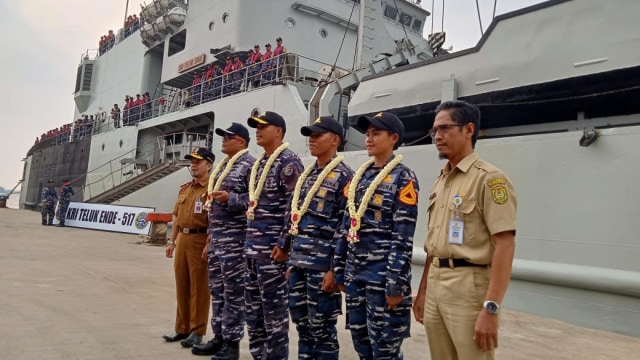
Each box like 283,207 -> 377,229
0,0 -> 543,189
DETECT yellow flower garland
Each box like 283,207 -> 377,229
288,155 -> 345,236
246,142 -> 289,220
203,149 -> 249,211
347,155 -> 404,243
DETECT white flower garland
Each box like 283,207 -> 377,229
203,149 -> 249,211
288,155 -> 345,236
246,142 -> 289,220
347,155 -> 404,243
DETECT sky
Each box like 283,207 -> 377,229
0,0 -> 544,190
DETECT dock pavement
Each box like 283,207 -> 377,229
1,208 -> 638,359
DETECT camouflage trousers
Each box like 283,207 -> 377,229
245,258 -> 289,360
208,246 -> 245,342
58,202 -> 70,222
41,204 -> 55,224
345,279 -> 412,360
289,266 -> 341,360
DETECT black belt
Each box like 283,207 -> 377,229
179,227 -> 208,234
431,257 -> 488,268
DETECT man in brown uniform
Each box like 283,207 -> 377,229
413,100 -> 517,360
163,147 -> 215,348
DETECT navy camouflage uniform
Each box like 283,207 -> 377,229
278,158 -> 353,360
334,157 -> 420,360
245,148 -> 303,360
58,182 -> 75,224
41,184 -> 58,225
207,151 -> 256,344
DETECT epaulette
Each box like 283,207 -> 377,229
180,181 -> 192,188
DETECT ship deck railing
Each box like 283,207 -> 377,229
27,52 -> 348,155
96,51 -> 347,132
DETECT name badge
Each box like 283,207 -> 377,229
194,195 -> 203,214
448,195 -> 464,245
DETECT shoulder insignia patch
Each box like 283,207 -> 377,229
399,179 -> 417,206
282,164 -> 294,177
180,181 -> 191,188
491,185 -> 508,204
343,180 -> 350,198
487,178 -> 506,187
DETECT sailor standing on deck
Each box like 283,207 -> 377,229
163,147 -> 215,348
334,112 -> 419,359
245,111 -> 303,360
413,100 -> 517,360
56,178 -> 75,227
41,179 -> 58,226
278,117 -> 353,360
191,123 -> 256,359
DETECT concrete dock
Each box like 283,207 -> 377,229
1,208 -> 638,359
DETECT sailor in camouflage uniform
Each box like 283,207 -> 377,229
245,111 -> 303,360
334,112 -> 419,360
41,179 -> 58,225
191,123 -> 256,359
277,117 -> 353,360
56,178 -> 75,227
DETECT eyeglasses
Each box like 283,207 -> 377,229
222,135 -> 241,141
427,124 -> 465,138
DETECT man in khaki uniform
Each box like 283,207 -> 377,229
413,100 -> 517,360
163,147 -> 215,348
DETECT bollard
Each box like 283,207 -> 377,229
0,195 -> 8,208
145,212 -> 173,245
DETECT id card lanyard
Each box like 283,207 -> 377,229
194,195 -> 203,214
448,194 -> 464,245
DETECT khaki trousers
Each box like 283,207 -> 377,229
424,265 -> 494,360
174,233 -> 210,335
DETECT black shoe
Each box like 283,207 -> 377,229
162,332 -> 189,342
191,336 -> 223,356
56,223 -> 65,227
211,341 -> 240,360
180,333 -> 202,348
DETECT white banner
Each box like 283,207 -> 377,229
53,202 -> 155,235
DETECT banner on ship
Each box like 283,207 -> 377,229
53,202 -> 155,235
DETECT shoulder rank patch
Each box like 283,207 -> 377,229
398,179 -> 417,206
491,185 -> 508,204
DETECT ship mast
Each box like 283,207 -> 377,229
123,0 -> 130,28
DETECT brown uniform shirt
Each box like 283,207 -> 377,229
172,180 -> 209,231
425,152 -> 517,265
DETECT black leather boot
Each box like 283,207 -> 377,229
211,340 -> 239,360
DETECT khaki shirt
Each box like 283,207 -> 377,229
172,180 -> 209,231
425,152 -> 517,265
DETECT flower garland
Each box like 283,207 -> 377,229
288,155 -> 345,236
203,149 -> 249,211
246,142 -> 289,220
347,155 -> 404,243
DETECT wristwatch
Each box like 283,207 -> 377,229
483,300 -> 500,314
167,240 -> 175,246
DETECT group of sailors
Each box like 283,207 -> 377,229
98,14 -> 142,56
33,117 -> 95,150
189,37 -> 288,106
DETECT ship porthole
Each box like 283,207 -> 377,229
251,108 -> 260,118
222,13 -> 229,23
209,21 -> 215,30
119,140 -> 123,148
285,18 -> 296,29
319,28 -> 328,38
102,143 -> 105,151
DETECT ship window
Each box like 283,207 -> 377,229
168,30 -> 187,57
209,21 -> 215,31
383,4 -> 398,20
412,19 -> 422,32
399,12 -> 412,27
222,13 -> 229,23
319,28 -> 328,38
285,18 -> 296,29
